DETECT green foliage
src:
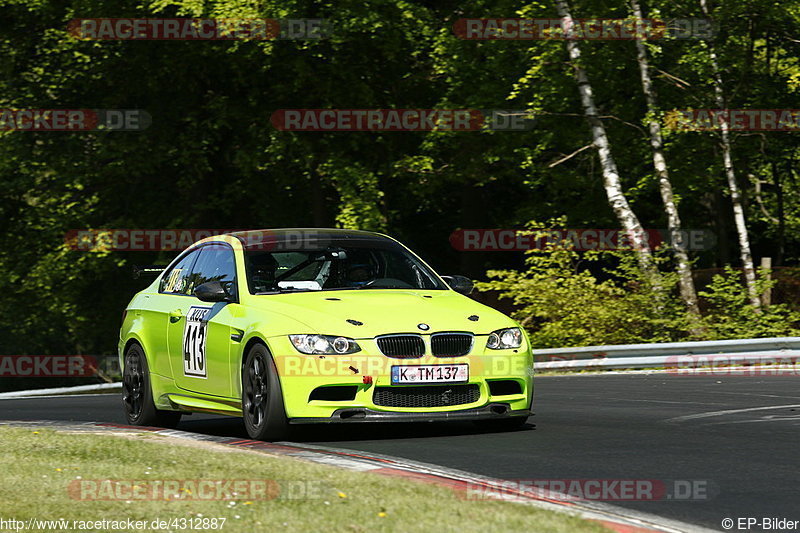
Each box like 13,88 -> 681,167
1,0 -> 800,358
698,267 -> 800,339
479,223 -> 800,349
321,161 -> 387,231
477,222 -> 691,348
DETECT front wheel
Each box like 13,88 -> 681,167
122,343 -> 181,428
242,343 -> 288,441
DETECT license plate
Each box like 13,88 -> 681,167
391,364 -> 469,384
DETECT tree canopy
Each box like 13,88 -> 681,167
1,0 -> 799,356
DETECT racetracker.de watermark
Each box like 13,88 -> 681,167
0,356 -> 98,377
666,355 -> 800,376
270,109 -> 535,131
453,18 -> 714,40
68,18 -> 331,40
665,109 -> 800,131
65,229 -> 332,251
68,479 -> 331,501
462,479 -> 713,502
276,354 -> 532,379
0,109 -> 150,132
449,228 -> 716,252
66,229 -> 238,251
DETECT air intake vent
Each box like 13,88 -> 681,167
488,380 -> 522,396
373,384 -> 480,408
309,386 -> 358,402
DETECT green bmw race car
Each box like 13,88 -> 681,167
119,229 -> 533,440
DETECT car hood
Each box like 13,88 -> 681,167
246,289 -> 515,338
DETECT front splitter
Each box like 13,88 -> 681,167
289,403 -> 531,424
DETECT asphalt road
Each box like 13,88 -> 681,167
3,374 -> 799,531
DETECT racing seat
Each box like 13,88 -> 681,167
249,253 -> 279,293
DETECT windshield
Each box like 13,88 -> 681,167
244,239 -> 446,294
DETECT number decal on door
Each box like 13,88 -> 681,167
183,306 -> 211,378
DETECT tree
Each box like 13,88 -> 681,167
629,0 -> 700,316
698,0 -> 761,309
554,0 -> 656,275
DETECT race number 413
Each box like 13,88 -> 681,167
183,306 -> 211,378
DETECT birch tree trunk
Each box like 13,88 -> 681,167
699,0 -> 761,309
630,0 -> 700,317
554,0 -> 656,274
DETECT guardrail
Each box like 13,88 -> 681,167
534,337 -> 800,371
3,341 -> 799,395
0,382 -> 121,399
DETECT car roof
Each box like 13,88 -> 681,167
229,228 -> 395,250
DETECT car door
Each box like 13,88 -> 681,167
148,247 -> 203,380
166,242 -> 239,398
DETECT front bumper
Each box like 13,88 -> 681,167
266,335 -> 534,421
289,403 -> 531,424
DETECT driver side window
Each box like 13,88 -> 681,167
160,248 -> 201,295
190,243 -> 238,299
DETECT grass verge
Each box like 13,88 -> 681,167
0,426 -> 610,533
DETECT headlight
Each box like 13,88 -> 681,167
288,334 -> 361,355
486,327 -> 522,350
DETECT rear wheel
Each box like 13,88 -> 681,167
122,343 -> 181,428
242,343 -> 288,441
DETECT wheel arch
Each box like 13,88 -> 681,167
121,334 -> 146,370
236,334 -> 284,399
240,334 -> 270,370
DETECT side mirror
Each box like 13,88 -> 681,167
194,281 -> 232,303
441,275 -> 474,295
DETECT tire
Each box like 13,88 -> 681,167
122,343 -> 182,429
242,342 -> 288,441
473,416 -> 529,431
